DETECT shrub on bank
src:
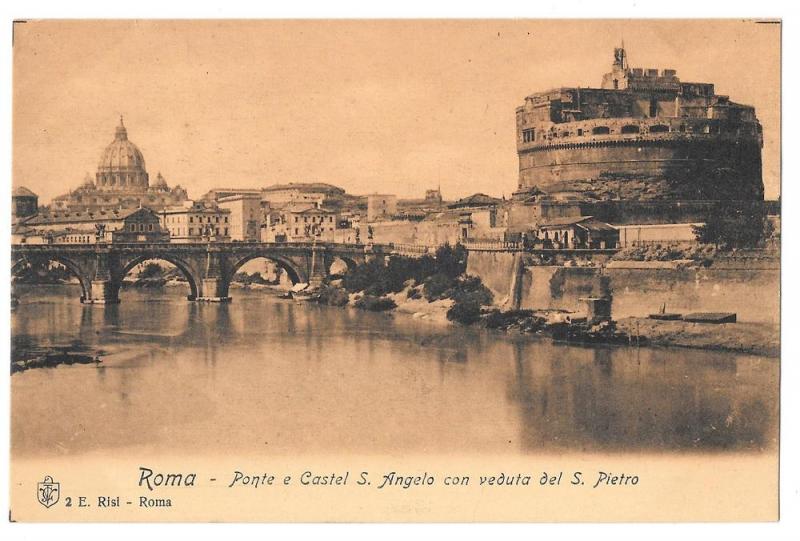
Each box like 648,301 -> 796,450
406,286 -> 422,300
444,276 -> 495,325
423,273 -> 456,301
446,298 -> 482,325
342,243 -> 468,298
354,295 -> 397,312
317,285 -> 350,307
482,309 -> 545,332
451,275 -> 493,305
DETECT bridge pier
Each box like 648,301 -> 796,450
195,278 -> 232,303
83,280 -> 120,304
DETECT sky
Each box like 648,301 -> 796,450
12,19 -> 781,204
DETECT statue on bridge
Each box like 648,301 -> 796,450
95,223 -> 106,243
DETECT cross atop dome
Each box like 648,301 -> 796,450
115,115 -> 128,141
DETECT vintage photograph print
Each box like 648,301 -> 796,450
9,19 -> 780,522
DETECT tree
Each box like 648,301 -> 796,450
693,201 -> 771,249
434,243 -> 467,278
138,262 -> 165,279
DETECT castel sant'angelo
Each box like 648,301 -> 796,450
514,46 -> 764,204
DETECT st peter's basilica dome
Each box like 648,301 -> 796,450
95,116 -> 149,191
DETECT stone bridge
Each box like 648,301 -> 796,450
11,242 -> 387,304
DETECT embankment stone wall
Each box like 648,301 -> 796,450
465,251 -> 517,306
517,265 -> 779,324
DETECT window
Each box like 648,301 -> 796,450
592,126 -> 610,135
621,125 -> 640,134
224,228 -> 228,236
649,98 -> 658,118
190,217 -> 194,223
522,128 -> 535,143
649,124 -> 669,133
577,128 -> 583,136
189,227 -> 194,236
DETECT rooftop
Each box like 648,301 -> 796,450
24,207 -> 159,225
448,193 -> 503,209
538,216 -> 617,232
12,186 -> 38,198
263,182 -> 345,195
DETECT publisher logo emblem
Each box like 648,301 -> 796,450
37,476 -> 60,508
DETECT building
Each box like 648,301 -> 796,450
504,191 -> 583,230
392,188 -> 447,220
14,207 -> 169,244
51,118 -> 189,212
261,182 -> 345,207
200,188 -> 262,202
217,194 -> 263,241
12,186 -> 38,221
424,188 -> 443,205
261,203 -> 338,243
367,194 -> 397,222
615,223 -> 703,247
515,46 -> 763,203
534,216 -> 619,249
159,202 -> 231,243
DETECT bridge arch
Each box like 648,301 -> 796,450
11,255 -> 92,302
222,253 -> 309,300
327,253 -> 362,276
227,253 -> 308,286
115,254 -> 201,301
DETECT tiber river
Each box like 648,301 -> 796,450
11,284 -> 778,458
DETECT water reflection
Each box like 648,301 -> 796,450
11,284 -> 778,457
507,340 -> 775,452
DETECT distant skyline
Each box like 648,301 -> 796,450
13,20 -> 780,205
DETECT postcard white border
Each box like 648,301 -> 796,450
0,1 -> 796,539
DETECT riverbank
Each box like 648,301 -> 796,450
615,317 -> 779,357
310,278 -> 780,357
11,343 -> 102,374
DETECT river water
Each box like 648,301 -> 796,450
11,284 -> 778,458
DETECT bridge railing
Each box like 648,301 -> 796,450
462,240 -> 523,251
389,243 -> 434,256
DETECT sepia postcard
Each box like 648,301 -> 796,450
7,19 -> 781,522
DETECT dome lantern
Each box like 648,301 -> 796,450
114,115 -> 128,141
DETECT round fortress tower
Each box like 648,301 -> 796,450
515,47 -> 764,202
